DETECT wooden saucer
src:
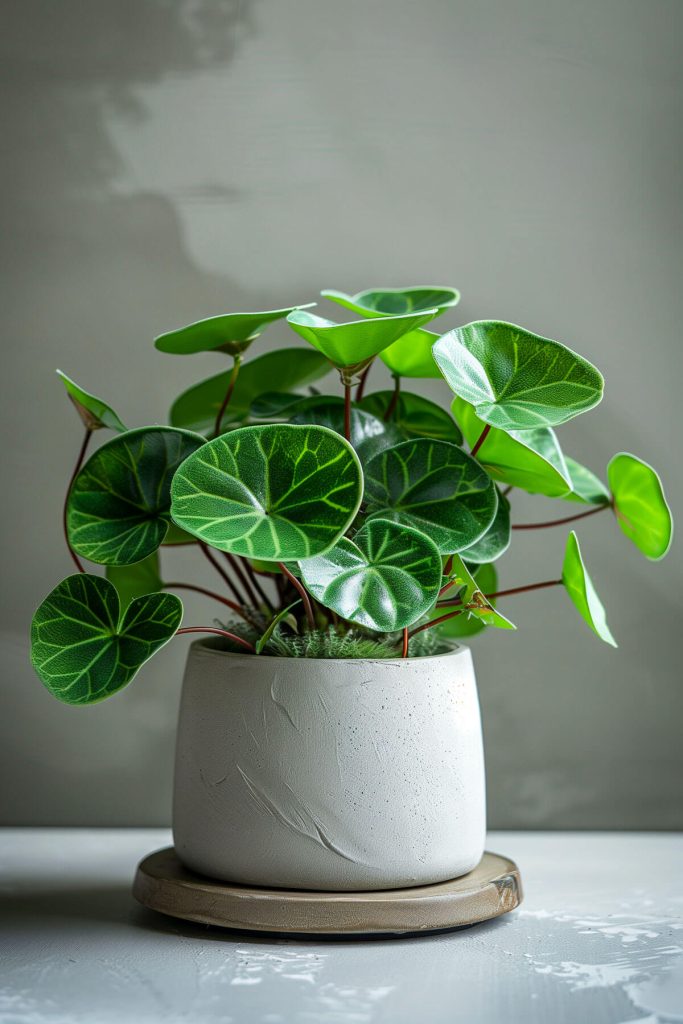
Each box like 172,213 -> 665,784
133,847 -> 522,936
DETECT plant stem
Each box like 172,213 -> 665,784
512,504 -> 610,530
409,609 -> 463,638
63,427 -> 93,573
199,543 -> 248,605
485,579 -> 562,600
383,374 -> 401,421
344,383 -> 352,442
502,485 -> 514,497
163,582 -> 247,618
401,627 -> 409,658
223,552 -> 263,609
278,563 -> 316,630
176,626 -> 255,653
470,423 -> 491,459
356,360 -> 373,401
240,557 -> 274,611
213,355 -> 242,437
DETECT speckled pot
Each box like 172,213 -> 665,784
172,640 -> 486,891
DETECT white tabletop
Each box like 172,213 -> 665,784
1,830 -> 681,1023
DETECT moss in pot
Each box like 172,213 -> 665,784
31,288 -> 673,891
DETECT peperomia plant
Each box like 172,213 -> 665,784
31,289 -> 673,705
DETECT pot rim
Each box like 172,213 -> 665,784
186,636 -> 469,664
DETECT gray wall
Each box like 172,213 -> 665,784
2,0 -> 681,828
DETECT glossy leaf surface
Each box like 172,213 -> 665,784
31,574 -> 182,705
299,518 -> 442,631
360,391 -> 463,445
288,397 -> 400,459
364,439 -> 498,554
169,348 -> 331,434
438,557 -> 515,633
379,329 -> 443,378
155,304 -> 315,356
434,321 -> 604,430
459,490 -> 511,563
434,562 -> 498,638
67,427 -> 204,566
608,453 -> 673,560
171,424 -> 363,560
451,397 -> 571,497
56,370 -> 127,433
106,552 -> 163,610
562,457 -> 611,505
562,531 -> 616,646
322,286 -> 460,317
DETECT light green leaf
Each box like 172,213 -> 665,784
322,286 -> 460,317
451,397 -> 571,497
106,552 -> 163,610
562,456 -> 611,505
379,330 -> 443,378
30,574 -> 182,705
67,427 -> 204,566
286,309 -> 438,379
608,453 -> 673,560
364,439 -> 498,554
169,348 -> 331,434
155,304 -> 315,357
434,321 -> 604,430
256,600 -> 301,654
460,490 -> 510,563
436,557 -> 515,634
562,531 -> 616,646
56,370 -> 127,432
433,562 -> 499,638
299,518 -> 442,631
171,424 -> 363,560
360,391 -> 463,445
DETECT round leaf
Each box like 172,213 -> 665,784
562,531 -> 616,646
30,574 -> 183,705
562,456 -> 611,505
379,329 -> 443,378
608,453 -> 673,560
106,552 -> 163,610
286,309 -> 439,377
169,348 -> 331,434
155,304 -> 315,357
299,518 -> 442,631
171,424 -> 363,560
360,391 -> 463,445
460,490 -> 511,564
56,370 -> 127,433
287,397 -> 400,459
452,397 -> 571,497
67,427 -> 204,566
434,321 -> 604,430
364,439 -> 498,554
322,286 -> 460,317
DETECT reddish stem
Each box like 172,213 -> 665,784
470,424 -> 491,459
409,608 -> 463,638
240,557 -> 274,610
356,361 -> 373,401
501,485 -> 514,497
383,375 -> 401,421
278,563 -> 316,630
63,427 -> 93,572
344,383 -> 352,442
163,582 -> 246,618
512,504 -> 610,530
485,579 -> 562,600
223,551 -> 263,609
176,626 -> 255,653
401,627 -> 409,658
213,355 -> 242,437
199,543 -> 248,605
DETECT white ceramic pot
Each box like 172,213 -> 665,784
173,640 -> 486,891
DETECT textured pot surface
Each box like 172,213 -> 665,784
173,641 -> 486,891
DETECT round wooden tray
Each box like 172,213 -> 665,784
133,847 -> 522,937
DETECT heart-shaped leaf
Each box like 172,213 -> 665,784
286,309 -> 438,380
433,562 -> 499,638
169,348 -> 331,434
434,321 -> 604,430
608,453 -> 673,560
562,457 -> 611,505
360,391 -> 463,445
31,574 -> 183,705
451,397 -> 571,497
364,439 -> 498,554
106,552 -> 163,610
562,531 -> 616,645
436,557 -> 515,634
322,286 -> 460,317
155,304 -> 315,357
56,370 -> 127,433
67,427 -> 204,566
171,424 -> 363,560
299,518 -> 442,631
460,490 -> 511,563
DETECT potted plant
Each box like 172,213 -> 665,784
31,288 -> 673,893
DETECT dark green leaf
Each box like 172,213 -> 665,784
171,424 -> 363,560
56,370 -> 127,433
460,490 -> 510,563
608,453 -> 673,560
287,396 -> 400,459
155,304 -> 315,357
434,321 -> 604,430
299,518 -> 442,631
364,439 -> 498,554
67,427 -> 204,566
322,286 -> 460,317
30,574 -> 182,705
562,531 -> 616,645
562,457 -> 611,505
170,348 -> 331,434
106,552 -> 163,610
360,391 -> 463,445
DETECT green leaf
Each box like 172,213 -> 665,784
364,439 -> 498,554
106,552 -> 163,610
155,304 -> 315,357
608,453 -> 673,560
451,397 -> 571,497
287,397 -> 401,459
56,370 -> 127,433
432,557 -> 515,637
460,490 -> 511,563
67,427 -> 204,566
379,330 -> 443,378
360,391 -> 463,445
30,574 -> 182,705
171,424 -> 363,560
299,518 -> 442,631
162,522 -> 196,546
170,348 -> 331,434
562,531 -> 616,646
433,562 -> 498,638
286,309 -> 439,379
434,321 -> 604,430
562,456 -> 611,505
322,286 -> 460,317
256,600 -> 301,654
